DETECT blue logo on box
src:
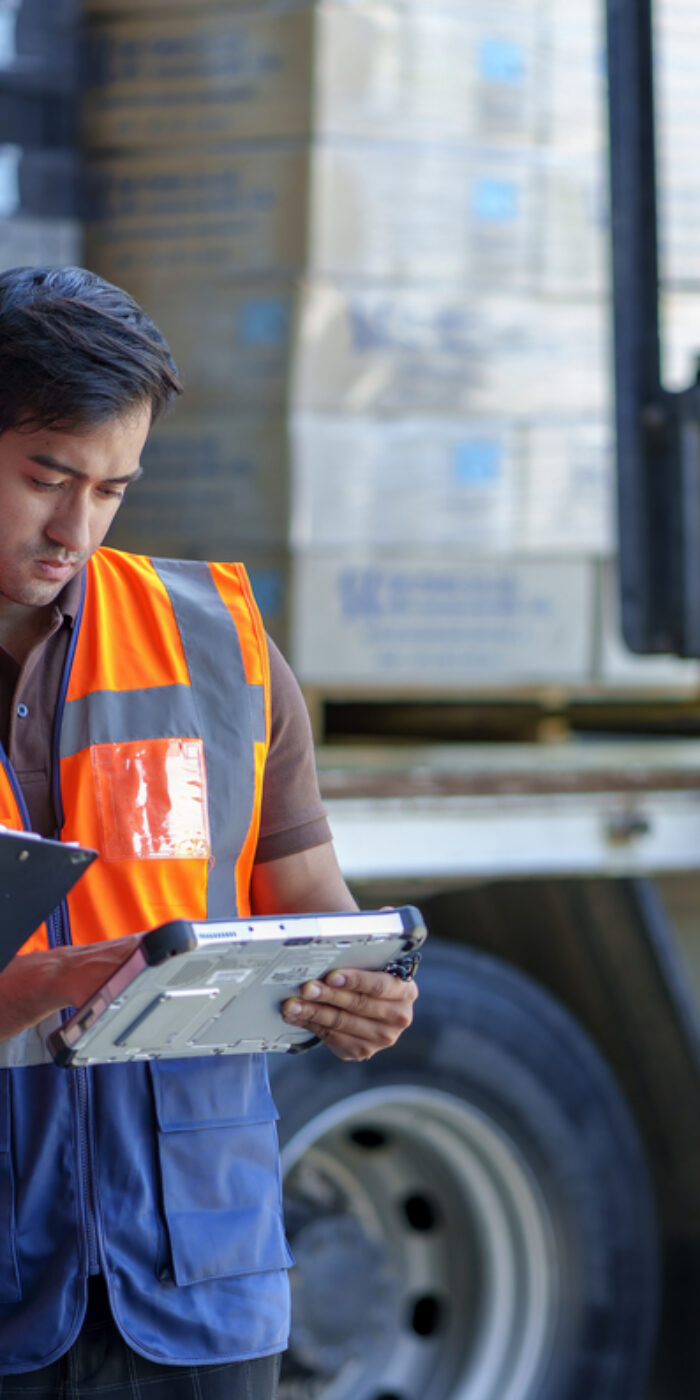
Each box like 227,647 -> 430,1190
248,568 -> 285,618
237,298 -> 289,348
339,569 -> 384,620
479,38 -> 525,84
472,179 -> 519,222
454,440 -> 502,484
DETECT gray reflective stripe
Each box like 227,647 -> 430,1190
59,685 -> 199,760
0,1018 -> 59,1067
248,684 -> 266,745
152,559 -> 255,918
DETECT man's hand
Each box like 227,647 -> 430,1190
253,844 -> 418,1059
0,935 -> 141,1043
281,967 -> 418,1061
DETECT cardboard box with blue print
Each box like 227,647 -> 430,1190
113,273 -> 609,419
545,0 -> 607,151
102,402 -> 613,566
107,410 -> 290,554
84,140 -> 539,288
82,8 -> 314,150
290,281 -> 609,418
82,3 -> 544,150
289,413 -> 614,555
84,144 -> 309,284
289,415 -> 522,553
290,554 -> 596,687
120,273 -> 296,412
538,149 -> 609,298
520,418 -> 614,556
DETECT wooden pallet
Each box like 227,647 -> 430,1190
301,683 -> 700,746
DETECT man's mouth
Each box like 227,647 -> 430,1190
34,558 -> 79,580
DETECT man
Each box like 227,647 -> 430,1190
0,266 -> 417,1398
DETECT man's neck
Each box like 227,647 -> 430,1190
0,601 -> 57,667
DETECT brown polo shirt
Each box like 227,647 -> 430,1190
0,573 -> 331,860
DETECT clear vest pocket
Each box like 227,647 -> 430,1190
91,738 -> 211,862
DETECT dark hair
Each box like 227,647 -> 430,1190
0,265 -> 182,434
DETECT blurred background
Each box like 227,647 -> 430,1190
4,2 -> 700,1398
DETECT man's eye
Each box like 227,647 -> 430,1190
97,487 -> 124,500
31,478 -> 61,491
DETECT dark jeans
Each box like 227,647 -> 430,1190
0,1276 -> 281,1399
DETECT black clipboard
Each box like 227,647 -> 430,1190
0,828 -> 97,971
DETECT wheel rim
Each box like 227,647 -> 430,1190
280,1085 -> 559,1400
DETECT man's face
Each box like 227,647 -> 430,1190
0,405 -> 151,611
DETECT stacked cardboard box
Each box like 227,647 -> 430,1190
0,0 -> 82,275
84,0 -> 700,689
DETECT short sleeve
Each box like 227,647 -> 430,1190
255,637 -> 332,865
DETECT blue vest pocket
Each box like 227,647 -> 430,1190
0,1073 -> 22,1301
150,1058 -> 293,1287
150,1054 -> 278,1129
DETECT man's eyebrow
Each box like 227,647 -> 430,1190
28,453 -> 143,485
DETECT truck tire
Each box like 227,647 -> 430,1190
269,941 -> 659,1400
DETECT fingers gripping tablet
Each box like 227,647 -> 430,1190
47,907 -> 426,1066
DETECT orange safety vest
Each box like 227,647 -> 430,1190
0,553 -> 292,1371
0,548 -> 271,952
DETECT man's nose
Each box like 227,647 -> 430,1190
45,493 -> 91,556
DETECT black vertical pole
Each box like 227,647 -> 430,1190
605,0 -> 681,652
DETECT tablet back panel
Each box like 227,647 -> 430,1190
49,908 -> 426,1064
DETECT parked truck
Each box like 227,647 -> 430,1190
71,0 -> 700,1395
266,3 -> 700,1398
